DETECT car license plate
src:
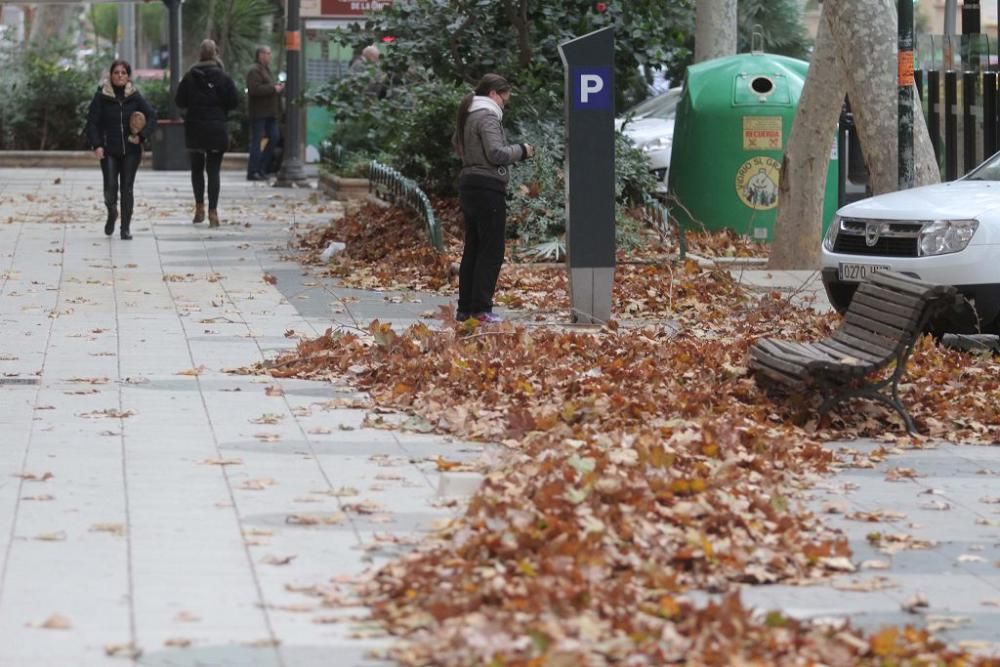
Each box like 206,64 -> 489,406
838,263 -> 892,282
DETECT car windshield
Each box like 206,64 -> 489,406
965,152 -> 1000,180
626,89 -> 681,121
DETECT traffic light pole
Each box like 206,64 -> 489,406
276,0 -> 308,185
898,0 -> 914,189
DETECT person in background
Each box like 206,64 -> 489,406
452,73 -> 534,324
246,45 -> 284,181
175,39 -> 239,227
85,59 -> 157,240
350,45 -> 387,99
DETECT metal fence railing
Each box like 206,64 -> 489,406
642,195 -> 686,259
368,161 -> 443,251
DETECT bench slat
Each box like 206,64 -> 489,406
749,359 -> 808,390
844,311 -> 911,341
850,290 -> 922,320
812,339 -> 885,365
767,339 -> 833,363
832,325 -> 898,357
752,340 -> 811,368
870,271 -> 949,299
749,351 -> 810,382
848,304 -> 918,333
848,299 -> 921,331
855,283 -> 924,310
755,338 -> 873,378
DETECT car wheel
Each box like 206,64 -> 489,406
823,280 -> 855,315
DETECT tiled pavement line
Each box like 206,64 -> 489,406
0,218 -> 68,634
0,210 -> 26,298
109,226 -> 139,655
133,208 -> 287,663
173,193 -> 468,661
130,176 -> 453,663
0,198 -> 136,664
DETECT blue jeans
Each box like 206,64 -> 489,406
248,117 -> 279,176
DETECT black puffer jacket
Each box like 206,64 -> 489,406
175,60 -> 239,152
85,81 -> 158,156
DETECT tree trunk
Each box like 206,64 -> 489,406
769,8 -> 845,270
28,5 -> 76,46
912,94 -> 940,187
694,0 -> 737,63
769,0 -> 942,269
826,0 -> 939,194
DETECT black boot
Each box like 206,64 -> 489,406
104,208 -> 117,236
120,217 -> 132,240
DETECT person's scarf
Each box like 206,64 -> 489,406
468,95 -> 503,120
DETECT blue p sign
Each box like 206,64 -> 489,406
572,67 -> 611,110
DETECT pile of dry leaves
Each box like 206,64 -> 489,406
291,201 -> 772,313
292,201 -> 464,292
682,228 -> 770,260
254,256 -> 1000,664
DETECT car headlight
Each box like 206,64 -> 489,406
823,215 -> 840,252
918,219 -> 978,256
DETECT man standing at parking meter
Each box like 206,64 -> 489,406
246,45 -> 284,181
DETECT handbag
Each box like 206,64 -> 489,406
128,111 -> 146,162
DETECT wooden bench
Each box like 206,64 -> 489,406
749,271 -> 957,434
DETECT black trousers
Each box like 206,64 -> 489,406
458,185 -> 506,315
189,150 -> 224,210
101,152 -> 141,224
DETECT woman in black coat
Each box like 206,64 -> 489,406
85,59 -> 157,240
175,39 -> 239,227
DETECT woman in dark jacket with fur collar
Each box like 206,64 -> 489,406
175,39 -> 239,227
85,59 -> 157,240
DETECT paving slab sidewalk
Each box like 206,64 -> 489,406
2,168 -> 998,665
0,168 -> 489,667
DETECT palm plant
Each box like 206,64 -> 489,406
182,0 -> 281,71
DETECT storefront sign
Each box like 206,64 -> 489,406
302,0 -> 393,19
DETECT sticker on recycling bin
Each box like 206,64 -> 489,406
736,156 -> 781,210
742,116 -> 782,150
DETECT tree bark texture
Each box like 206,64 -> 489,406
824,0 -> 897,195
825,0 -> 939,194
769,0 -> 942,269
29,5 -> 77,46
769,9 -> 845,270
694,0 -> 737,63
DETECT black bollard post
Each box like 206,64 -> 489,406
963,71 -> 978,173
945,71 -> 959,180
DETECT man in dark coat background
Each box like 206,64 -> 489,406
245,45 -> 284,181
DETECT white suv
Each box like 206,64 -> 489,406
820,155 -> 1000,333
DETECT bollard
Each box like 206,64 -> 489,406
944,70 -> 958,181
963,71 -> 978,173
928,70 -> 942,163
984,72 -> 998,158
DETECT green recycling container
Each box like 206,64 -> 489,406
667,53 -> 839,243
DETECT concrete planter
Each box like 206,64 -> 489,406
320,173 -> 370,202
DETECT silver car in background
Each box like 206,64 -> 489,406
616,88 -> 682,195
